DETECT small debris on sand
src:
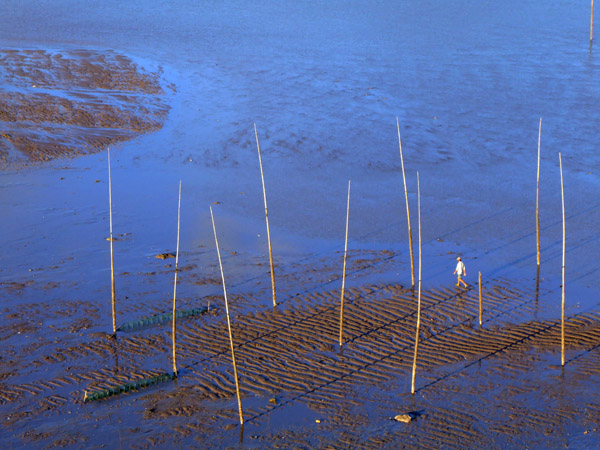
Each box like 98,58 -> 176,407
394,413 -> 415,423
156,253 -> 176,260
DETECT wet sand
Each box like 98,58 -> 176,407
2,264 -> 600,449
0,49 -> 168,166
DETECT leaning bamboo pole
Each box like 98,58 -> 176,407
339,180 -> 351,347
478,272 -> 483,327
171,181 -> 182,376
254,124 -> 276,307
559,153 -> 566,366
397,118 -> 415,288
410,172 -> 422,394
536,118 -> 542,266
108,148 -> 116,335
210,206 -> 244,425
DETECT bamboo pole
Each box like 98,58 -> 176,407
559,153 -> 566,366
210,206 -> 244,425
171,181 -> 182,376
397,118 -> 415,288
108,148 -> 116,335
339,180 -> 351,347
536,118 -> 542,266
478,271 -> 483,327
254,124 -> 276,307
410,172 -> 422,394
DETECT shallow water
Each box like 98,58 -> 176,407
1,1 -> 600,448
2,0 -> 600,295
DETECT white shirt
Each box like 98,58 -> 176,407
455,261 -> 465,275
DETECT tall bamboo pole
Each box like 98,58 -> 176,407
397,118 -> 415,288
339,180 -> 351,347
410,172 -> 422,394
210,206 -> 244,425
254,124 -> 276,307
172,181 -> 182,376
478,272 -> 483,327
559,153 -> 566,366
536,118 -> 542,266
108,148 -> 116,335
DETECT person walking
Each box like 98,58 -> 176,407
454,256 -> 468,288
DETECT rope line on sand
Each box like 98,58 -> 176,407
415,306 -> 600,393
243,280 -> 561,423
181,280 -> 532,401
246,286 -> 600,423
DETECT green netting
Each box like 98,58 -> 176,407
116,307 -> 208,332
83,372 -> 176,402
